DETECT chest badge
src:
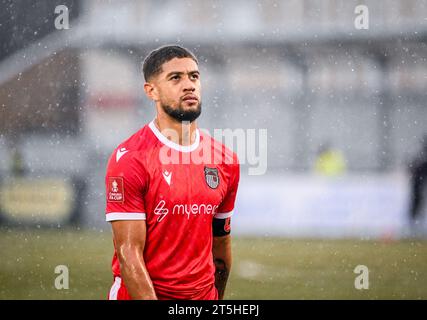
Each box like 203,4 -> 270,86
204,167 -> 220,189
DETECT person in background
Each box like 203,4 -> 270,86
11,146 -> 26,177
408,134 -> 427,230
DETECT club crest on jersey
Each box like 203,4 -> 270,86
204,167 -> 219,189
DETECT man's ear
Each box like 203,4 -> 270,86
144,82 -> 159,101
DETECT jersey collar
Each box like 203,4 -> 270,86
148,120 -> 200,153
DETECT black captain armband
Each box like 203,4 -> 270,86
212,217 -> 231,237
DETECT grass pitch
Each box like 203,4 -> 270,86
0,228 -> 426,299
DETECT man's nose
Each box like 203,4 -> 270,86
182,77 -> 196,92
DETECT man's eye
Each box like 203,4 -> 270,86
191,74 -> 199,80
171,75 -> 180,80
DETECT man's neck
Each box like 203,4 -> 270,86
154,113 -> 198,147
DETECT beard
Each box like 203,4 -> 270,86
161,101 -> 202,123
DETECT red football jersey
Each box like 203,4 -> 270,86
105,120 -> 240,300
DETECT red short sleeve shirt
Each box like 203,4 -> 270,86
105,120 -> 240,299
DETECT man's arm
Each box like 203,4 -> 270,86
212,234 -> 232,300
111,220 -> 157,300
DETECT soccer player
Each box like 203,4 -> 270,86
105,45 -> 240,300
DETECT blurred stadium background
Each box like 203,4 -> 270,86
0,0 -> 427,299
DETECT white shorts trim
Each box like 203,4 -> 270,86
106,212 -> 146,221
109,277 -> 122,300
214,210 -> 233,219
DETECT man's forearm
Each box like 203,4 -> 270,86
212,235 -> 232,300
118,249 -> 157,300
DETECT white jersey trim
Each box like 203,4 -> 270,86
106,212 -> 146,221
149,120 -> 200,153
214,210 -> 234,219
109,277 -> 122,300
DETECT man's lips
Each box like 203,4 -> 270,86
182,95 -> 198,103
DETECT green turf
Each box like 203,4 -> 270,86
0,228 -> 426,299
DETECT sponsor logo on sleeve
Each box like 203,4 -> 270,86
108,177 -> 124,202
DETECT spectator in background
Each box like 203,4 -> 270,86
408,134 -> 427,228
10,146 -> 26,177
314,142 -> 346,176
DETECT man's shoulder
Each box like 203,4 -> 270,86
107,124 -> 156,169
